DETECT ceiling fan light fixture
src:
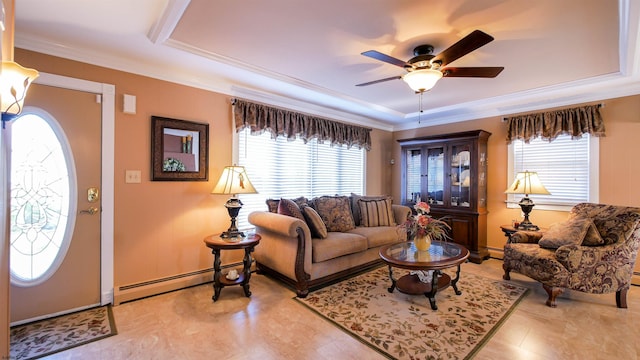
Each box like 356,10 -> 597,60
402,69 -> 443,92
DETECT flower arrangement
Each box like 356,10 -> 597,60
403,201 -> 451,241
163,158 -> 186,172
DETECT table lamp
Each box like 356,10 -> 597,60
504,171 -> 550,230
211,165 -> 257,238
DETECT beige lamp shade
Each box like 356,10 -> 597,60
402,69 -> 443,92
1,61 -> 39,116
211,165 -> 257,195
505,171 -> 550,196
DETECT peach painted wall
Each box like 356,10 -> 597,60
14,49 -> 236,291
10,48 -> 640,303
12,49 -> 391,300
366,128 -> 395,196
391,95 -> 640,276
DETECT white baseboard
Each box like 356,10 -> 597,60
114,262 -> 243,305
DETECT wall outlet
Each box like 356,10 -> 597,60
125,170 -> 141,183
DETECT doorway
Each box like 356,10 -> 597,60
8,73 -> 114,324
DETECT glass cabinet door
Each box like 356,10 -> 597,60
450,144 -> 471,207
478,144 -> 487,209
426,147 -> 444,205
404,148 -> 422,206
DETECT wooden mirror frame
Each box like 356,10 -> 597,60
151,116 -> 209,181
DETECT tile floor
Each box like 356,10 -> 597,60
42,259 -> 639,359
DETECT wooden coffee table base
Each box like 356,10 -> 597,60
380,241 -> 469,311
387,265 -> 463,310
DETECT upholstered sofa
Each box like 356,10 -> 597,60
503,203 -> 640,308
248,195 -> 411,297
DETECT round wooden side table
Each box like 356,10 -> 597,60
203,233 -> 261,302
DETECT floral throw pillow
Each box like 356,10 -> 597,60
593,213 -> 640,245
312,196 -> 355,232
538,217 -> 603,249
358,198 -> 396,227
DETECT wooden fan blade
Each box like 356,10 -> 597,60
432,30 -> 495,67
356,76 -> 402,87
442,67 -> 504,78
361,50 -> 409,68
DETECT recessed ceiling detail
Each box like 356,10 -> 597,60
15,0 -> 640,130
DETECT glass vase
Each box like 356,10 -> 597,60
415,235 -> 432,251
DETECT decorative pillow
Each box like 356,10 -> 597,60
538,217 -> 603,249
581,220 -> 606,246
266,199 -> 280,213
350,193 -> 390,226
302,206 -> 328,239
594,214 -> 640,245
277,198 -> 306,222
358,198 -> 396,227
266,197 -> 308,213
312,195 -> 355,232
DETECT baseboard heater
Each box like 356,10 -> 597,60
114,262 -> 243,305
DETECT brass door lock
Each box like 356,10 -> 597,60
88,187 -> 99,203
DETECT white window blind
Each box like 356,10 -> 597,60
508,133 -> 598,210
404,149 -> 421,202
236,128 -> 365,230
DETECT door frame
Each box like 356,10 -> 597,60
33,72 -> 115,304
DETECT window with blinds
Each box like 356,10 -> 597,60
507,133 -> 599,211
236,128 -> 365,230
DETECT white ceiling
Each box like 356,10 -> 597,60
14,0 -> 640,131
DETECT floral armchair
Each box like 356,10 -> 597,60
503,203 -> 640,308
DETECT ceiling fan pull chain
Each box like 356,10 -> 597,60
418,91 -> 424,124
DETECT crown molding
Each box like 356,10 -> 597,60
14,0 -> 640,133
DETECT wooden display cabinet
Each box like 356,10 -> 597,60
399,130 -> 490,263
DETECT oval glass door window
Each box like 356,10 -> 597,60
9,109 -> 77,286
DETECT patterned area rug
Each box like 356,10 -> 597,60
295,267 -> 528,359
10,305 -> 117,360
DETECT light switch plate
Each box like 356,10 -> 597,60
125,170 -> 141,183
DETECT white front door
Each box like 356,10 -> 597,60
9,83 -> 102,323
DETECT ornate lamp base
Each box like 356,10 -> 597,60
516,196 -> 540,231
220,197 -> 245,238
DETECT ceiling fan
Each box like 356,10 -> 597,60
356,30 -> 504,92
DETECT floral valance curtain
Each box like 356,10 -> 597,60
232,98 -> 372,150
505,104 -> 605,143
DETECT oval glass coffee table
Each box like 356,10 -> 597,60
379,240 -> 470,310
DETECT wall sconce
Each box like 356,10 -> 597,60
211,165 -> 258,239
1,60 -> 39,127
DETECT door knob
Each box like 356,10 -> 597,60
80,207 -> 99,215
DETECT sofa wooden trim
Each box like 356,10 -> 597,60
257,259 -> 382,298
293,226 -> 311,297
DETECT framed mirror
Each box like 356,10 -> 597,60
151,116 -> 209,181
